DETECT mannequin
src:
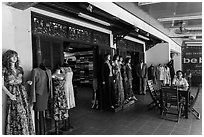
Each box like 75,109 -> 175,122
148,64 -> 157,84
2,50 -> 35,135
31,62 -> 52,135
102,53 -> 115,110
136,59 -> 148,95
60,66 -> 75,131
112,54 -> 124,106
52,67 -> 69,134
125,57 -> 137,101
167,53 -> 175,84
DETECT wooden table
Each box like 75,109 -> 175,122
160,86 -> 190,119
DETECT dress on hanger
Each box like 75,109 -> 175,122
52,74 -> 69,121
63,67 -> 76,109
3,67 -> 35,135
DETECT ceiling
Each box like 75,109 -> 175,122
6,2 -> 202,47
137,2 -> 202,46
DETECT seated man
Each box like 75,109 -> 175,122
172,70 -> 189,91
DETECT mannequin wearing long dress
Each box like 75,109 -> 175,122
52,68 -> 69,134
2,50 -> 35,135
60,67 -> 75,131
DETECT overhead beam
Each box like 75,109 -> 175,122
158,15 -> 202,22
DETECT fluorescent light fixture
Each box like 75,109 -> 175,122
138,34 -> 150,41
185,41 -> 202,44
78,12 -> 111,26
158,15 -> 202,22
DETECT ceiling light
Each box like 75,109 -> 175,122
78,12 -> 111,26
185,41 -> 202,44
138,34 -> 150,41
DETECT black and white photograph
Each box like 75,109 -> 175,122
2,1 -> 202,135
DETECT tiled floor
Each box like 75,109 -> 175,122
61,86 -> 202,135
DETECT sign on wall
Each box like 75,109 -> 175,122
182,46 -> 202,85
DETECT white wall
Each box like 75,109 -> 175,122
146,43 -> 169,67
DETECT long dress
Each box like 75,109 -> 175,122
3,67 -> 35,135
112,62 -> 124,105
52,76 -> 69,121
64,70 -> 76,109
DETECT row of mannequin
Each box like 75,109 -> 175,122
30,63 -> 76,135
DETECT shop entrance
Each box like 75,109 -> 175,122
63,41 -> 97,109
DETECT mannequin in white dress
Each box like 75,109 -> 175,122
60,66 -> 75,131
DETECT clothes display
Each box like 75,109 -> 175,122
126,63 -> 135,99
62,67 -> 76,109
136,61 -> 148,94
121,62 -> 128,100
163,65 -> 171,86
156,64 -> 165,81
52,72 -> 69,121
167,59 -> 175,84
102,60 -> 115,109
148,65 -> 157,84
3,67 -> 35,135
112,61 -> 124,106
31,65 -> 53,135
31,67 -> 52,111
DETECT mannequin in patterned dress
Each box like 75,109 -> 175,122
2,50 -> 35,135
52,67 -> 69,134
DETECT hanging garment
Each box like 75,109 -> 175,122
52,76 -> 69,121
3,67 -> 35,135
63,67 -> 76,109
157,65 -> 165,81
148,65 -> 157,84
31,67 -> 52,111
164,66 -> 171,85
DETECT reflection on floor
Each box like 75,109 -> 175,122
63,86 -> 202,135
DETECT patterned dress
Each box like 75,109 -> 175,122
112,62 -> 124,105
53,76 -> 69,121
3,67 -> 35,135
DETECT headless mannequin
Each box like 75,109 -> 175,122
60,67 -> 74,132
52,68 -> 64,135
31,63 -> 50,135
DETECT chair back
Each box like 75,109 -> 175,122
189,84 -> 202,109
147,80 -> 159,98
161,87 -> 179,107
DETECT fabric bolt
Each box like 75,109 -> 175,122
3,67 -> 35,135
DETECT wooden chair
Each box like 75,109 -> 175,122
161,87 -> 184,122
146,80 -> 161,110
189,84 -> 201,119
